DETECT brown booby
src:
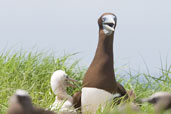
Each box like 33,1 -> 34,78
141,92 -> 171,113
80,13 -> 127,113
7,89 -> 55,114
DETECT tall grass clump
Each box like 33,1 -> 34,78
0,50 -> 171,114
0,50 -> 84,114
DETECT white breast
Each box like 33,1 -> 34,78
50,99 -> 77,114
81,87 -> 120,114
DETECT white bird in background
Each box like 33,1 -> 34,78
141,92 -> 171,113
50,70 -> 77,114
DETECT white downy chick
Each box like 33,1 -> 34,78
50,70 -> 77,114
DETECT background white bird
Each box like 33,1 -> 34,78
141,92 -> 171,113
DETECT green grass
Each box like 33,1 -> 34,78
0,50 -> 171,114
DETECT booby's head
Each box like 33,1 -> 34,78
8,89 -> 34,114
98,13 -> 117,36
51,70 -> 77,95
141,92 -> 171,112
141,92 -> 171,104
9,89 -> 32,106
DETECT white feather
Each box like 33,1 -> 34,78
81,87 -> 120,114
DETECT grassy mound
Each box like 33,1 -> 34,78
0,51 -> 170,114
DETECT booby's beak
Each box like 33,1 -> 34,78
103,20 -> 115,31
140,98 -> 150,103
66,76 -> 78,87
102,15 -> 116,35
67,76 -> 77,82
140,97 -> 158,104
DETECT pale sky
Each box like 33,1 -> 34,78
0,0 -> 171,75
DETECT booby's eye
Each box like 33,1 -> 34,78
150,97 -> 159,104
102,17 -> 106,22
66,75 -> 69,78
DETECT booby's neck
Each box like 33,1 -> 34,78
54,86 -> 68,99
92,30 -> 114,67
54,86 -> 73,103
83,29 -> 117,93
90,30 -> 116,81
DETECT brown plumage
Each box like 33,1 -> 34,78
73,91 -> 81,109
7,89 -> 55,114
